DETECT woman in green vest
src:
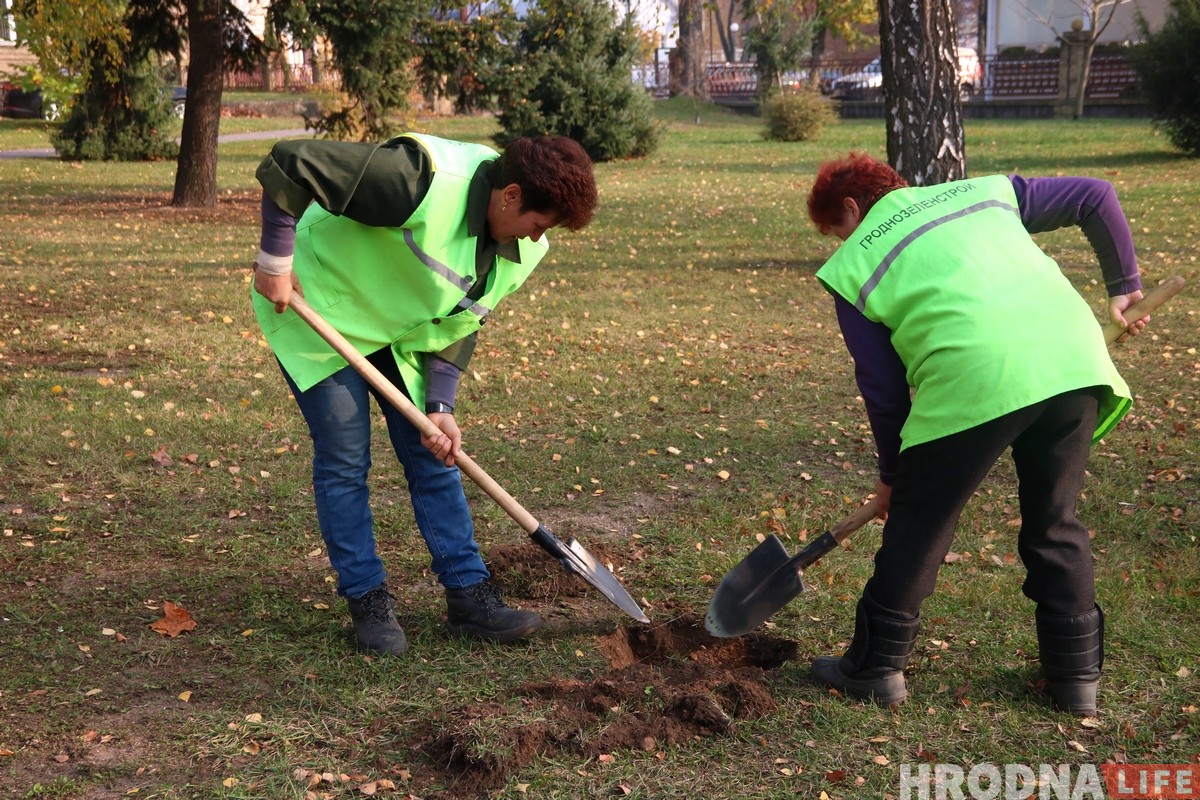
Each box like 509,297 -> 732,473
252,134 -> 597,656
805,153 -> 1151,715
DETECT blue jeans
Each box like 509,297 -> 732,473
281,350 -> 490,598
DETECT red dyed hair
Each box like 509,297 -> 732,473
807,152 -> 908,235
493,136 -> 598,231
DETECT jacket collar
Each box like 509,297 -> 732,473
468,159 -> 522,263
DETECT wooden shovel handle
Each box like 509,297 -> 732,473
1103,275 -> 1185,345
828,497 -> 881,546
287,294 -> 540,534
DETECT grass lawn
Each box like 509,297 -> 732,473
0,100 -> 1196,799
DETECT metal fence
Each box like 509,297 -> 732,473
221,52 -> 1138,106
225,63 -> 320,90
699,54 -> 1139,104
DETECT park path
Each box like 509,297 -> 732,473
0,127 -> 309,159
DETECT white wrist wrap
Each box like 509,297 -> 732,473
254,250 -> 294,275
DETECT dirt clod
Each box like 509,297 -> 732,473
421,615 -> 797,796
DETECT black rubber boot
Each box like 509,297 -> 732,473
1036,604 -> 1103,716
347,585 -> 409,656
811,592 -> 921,706
445,580 -> 543,643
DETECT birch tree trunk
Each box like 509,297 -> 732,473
877,0 -> 966,185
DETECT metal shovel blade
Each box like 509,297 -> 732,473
705,534 -> 808,637
531,524 -> 650,624
705,499 -> 880,637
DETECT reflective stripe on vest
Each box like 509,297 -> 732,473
854,198 -> 1018,312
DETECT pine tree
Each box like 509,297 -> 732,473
1131,0 -> 1200,155
495,0 -> 660,162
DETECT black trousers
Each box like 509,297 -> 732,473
864,388 -> 1101,618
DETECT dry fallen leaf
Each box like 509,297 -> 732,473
150,601 -> 197,637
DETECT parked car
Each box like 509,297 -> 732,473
831,58 -> 883,100
171,86 -> 186,119
1,81 -> 185,120
831,48 -> 982,101
0,81 -> 60,120
957,47 -> 982,97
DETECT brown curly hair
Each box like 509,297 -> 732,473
492,136 -> 598,231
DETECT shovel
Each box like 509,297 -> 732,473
705,499 -> 880,637
287,294 -> 650,624
706,275 -> 1186,638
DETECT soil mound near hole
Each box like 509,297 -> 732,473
486,541 -> 623,600
422,614 -> 797,796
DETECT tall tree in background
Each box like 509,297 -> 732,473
415,0 -> 521,114
10,0 -> 126,92
877,0 -> 965,184
1131,0 -> 1200,155
807,0 -> 876,86
741,0 -> 816,100
671,0 -> 707,102
14,0 -> 261,205
270,0 -> 419,141
168,0 -> 262,206
495,0 -> 659,160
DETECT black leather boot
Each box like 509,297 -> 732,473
445,580 -> 543,643
811,591 -> 921,706
347,585 -> 408,656
1036,604 -> 1103,716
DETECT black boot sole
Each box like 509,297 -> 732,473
811,656 -> 908,706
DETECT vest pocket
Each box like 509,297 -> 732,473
254,230 -> 344,334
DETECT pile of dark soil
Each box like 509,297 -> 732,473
419,614 -> 797,796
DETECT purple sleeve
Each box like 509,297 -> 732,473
260,191 -> 298,258
1009,175 -> 1142,296
425,356 -> 462,409
834,294 -> 910,485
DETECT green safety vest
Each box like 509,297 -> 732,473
252,132 -> 548,406
817,174 -> 1130,450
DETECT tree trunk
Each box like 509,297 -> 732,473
877,0 -> 966,185
673,0 -> 707,99
172,0 -> 225,208
1073,40 -> 1095,119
